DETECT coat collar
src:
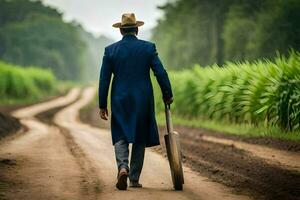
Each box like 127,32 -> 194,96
122,34 -> 137,41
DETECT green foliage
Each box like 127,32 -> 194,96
0,61 -> 56,102
223,4 -> 256,61
153,0 -> 300,69
0,0 -> 113,81
153,52 -> 300,131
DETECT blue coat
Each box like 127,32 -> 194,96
98,34 -> 173,147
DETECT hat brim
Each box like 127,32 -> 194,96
112,21 -> 144,28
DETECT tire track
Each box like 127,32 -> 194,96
57,126 -> 102,198
32,89 -> 102,199
34,93 -> 102,198
53,88 -> 102,199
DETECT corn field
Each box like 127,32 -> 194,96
0,61 -> 56,102
154,52 -> 300,131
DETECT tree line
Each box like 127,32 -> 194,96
0,0 -> 113,81
152,0 -> 300,69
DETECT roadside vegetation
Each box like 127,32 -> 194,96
0,61 -> 57,103
153,52 -> 300,140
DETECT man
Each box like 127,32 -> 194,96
98,13 -> 173,190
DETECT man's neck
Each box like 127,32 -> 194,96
123,33 -> 136,36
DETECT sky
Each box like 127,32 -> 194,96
42,0 -> 167,40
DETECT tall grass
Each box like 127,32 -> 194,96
153,52 -> 300,132
0,61 -> 56,102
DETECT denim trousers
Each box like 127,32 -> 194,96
114,139 -> 145,182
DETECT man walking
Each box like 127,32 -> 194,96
98,13 -> 173,190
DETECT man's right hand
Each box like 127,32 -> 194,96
164,97 -> 174,105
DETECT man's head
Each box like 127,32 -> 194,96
113,13 -> 144,36
120,27 -> 138,36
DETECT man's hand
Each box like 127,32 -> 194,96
99,108 -> 108,120
164,97 -> 174,105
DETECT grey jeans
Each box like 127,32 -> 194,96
114,139 -> 145,182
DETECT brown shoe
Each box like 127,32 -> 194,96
129,181 -> 142,188
116,168 -> 128,190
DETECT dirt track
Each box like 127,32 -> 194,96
0,87 -> 299,200
154,126 -> 300,200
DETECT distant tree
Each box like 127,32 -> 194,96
223,4 -> 256,61
248,0 -> 300,59
77,26 -> 114,81
0,0 -> 113,81
152,0 -> 300,69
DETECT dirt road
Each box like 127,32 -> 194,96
1,87 -> 299,200
0,88 -> 83,200
0,87 -> 251,200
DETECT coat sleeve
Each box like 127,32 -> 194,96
98,47 -> 113,109
150,43 -> 173,100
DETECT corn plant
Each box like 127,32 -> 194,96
154,52 -> 300,131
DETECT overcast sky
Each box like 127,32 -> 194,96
42,0 -> 167,40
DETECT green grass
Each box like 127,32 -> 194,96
156,112 -> 300,141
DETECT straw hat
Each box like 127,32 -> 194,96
113,13 -> 144,28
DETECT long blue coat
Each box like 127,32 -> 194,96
98,34 -> 173,147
